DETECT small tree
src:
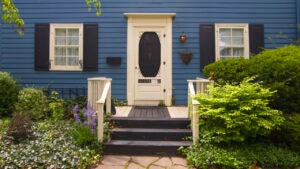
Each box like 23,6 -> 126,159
1,0 -> 101,34
194,77 -> 285,143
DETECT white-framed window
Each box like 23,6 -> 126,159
49,24 -> 83,71
215,23 -> 249,60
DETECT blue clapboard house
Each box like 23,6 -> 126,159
0,0 -> 299,106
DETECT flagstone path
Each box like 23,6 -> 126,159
95,155 -> 195,169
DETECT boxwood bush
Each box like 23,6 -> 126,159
203,57 -> 250,85
0,72 -> 19,117
15,88 -> 48,120
271,113 -> 300,153
249,45 -> 300,113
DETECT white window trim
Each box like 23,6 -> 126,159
215,23 -> 249,61
49,23 -> 83,71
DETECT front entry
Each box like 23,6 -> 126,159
135,30 -> 164,102
125,13 -> 175,106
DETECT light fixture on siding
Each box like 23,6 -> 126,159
180,32 -> 187,43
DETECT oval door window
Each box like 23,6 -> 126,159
139,32 -> 161,77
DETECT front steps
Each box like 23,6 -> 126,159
103,117 -> 192,156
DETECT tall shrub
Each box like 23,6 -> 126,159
203,57 -> 250,85
249,45 -> 300,113
0,72 -> 19,117
194,78 -> 285,143
15,88 -> 48,120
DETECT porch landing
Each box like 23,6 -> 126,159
114,106 -> 189,118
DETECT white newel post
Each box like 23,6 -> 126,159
192,102 -> 199,144
88,77 -> 112,142
97,103 -> 104,142
187,78 -> 214,144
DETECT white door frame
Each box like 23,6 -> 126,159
124,13 -> 176,106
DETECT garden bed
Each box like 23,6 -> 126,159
0,119 -> 101,168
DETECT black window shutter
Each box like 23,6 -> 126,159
200,24 -> 215,71
35,24 -> 50,71
249,24 -> 264,55
83,24 -> 98,71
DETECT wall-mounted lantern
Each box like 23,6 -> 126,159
179,32 -> 187,43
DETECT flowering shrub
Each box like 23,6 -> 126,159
0,120 -> 101,168
73,102 -> 97,133
71,103 -> 99,148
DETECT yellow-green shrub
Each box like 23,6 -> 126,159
194,78 -> 285,143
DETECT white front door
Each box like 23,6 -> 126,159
125,13 -> 175,106
134,29 -> 166,104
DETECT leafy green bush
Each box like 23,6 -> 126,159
249,45 -> 300,113
180,143 -> 300,169
0,72 -> 19,117
271,113 -> 300,152
194,78 -> 285,143
15,88 -> 48,120
7,113 -> 32,142
0,120 -> 101,168
203,57 -> 251,85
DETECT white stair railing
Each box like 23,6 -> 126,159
187,78 -> 213,144
88,77 -> 112,142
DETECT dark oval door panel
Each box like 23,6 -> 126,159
139,32 -> 161,77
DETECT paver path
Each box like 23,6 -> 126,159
95,155 -> 195,169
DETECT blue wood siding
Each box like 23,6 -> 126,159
0,0 -> 298,105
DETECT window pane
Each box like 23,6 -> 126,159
219,37 -> 231,46
219,28 -> 230,37
68,29 -> 79,36
68,29 -> 79,45
56,29 -> 66,36
232,29 -> 243,37
55,47 -> 66,65
232,37 -> 244,46
67,47 -> 79,57
233,48 -> 244,57
55,47 -> 66,57
68,57 -> 79,66
55,37 -> 66,45
220,47 -> 231,56
55,29 -> 66,45
67,47 -> 79,66
55,57 -> 66,65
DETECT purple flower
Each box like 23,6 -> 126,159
72,105 -> 78,114
74,112 -> 81,124
72,102 -> 98,133
83,107 -> 88,118
73,105 -> 81,124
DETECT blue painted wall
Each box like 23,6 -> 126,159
0,0 -> 298,105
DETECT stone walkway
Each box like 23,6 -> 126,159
95,155 -> 195,169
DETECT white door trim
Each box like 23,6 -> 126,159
124,13 -> 175,106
